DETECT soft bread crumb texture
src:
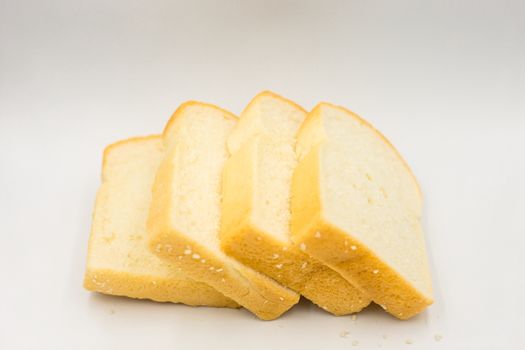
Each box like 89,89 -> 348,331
220,91 -> 371,315
147,102 -> 299,320
84,136 -> 238,308
291,102 -> 433,319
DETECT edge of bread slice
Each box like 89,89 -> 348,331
291,102 -> 433,319
84,135 -> 239,308
220,91 -> 371,315
147,102 -> 300,320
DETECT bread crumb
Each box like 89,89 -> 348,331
177,255 -> 183,260
340,330 -> 349,338
380,304 -> 388,310
315,231 -> 322,238
102,233 -> 116,243
351,314 -> 357,321
215,268 -> 223,272
434,334 -> 442,342
275,263 -> 283,269
201,259 -> 206,263
272,253 -> 280,259
192,253 -> 200,259
405,339 -> 412,345
279,297 -> 284,301
351,245 -> 357,250
373,269 -> 379,274
301,262 -> 308,269
184,249 -> 192,255
264,300 -> 269,304
155,244 -> 162,252
165,244 -> 173,253
352,340 -> 359,346
300,243 -> 306,251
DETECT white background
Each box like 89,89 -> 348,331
1,1 -> 524,349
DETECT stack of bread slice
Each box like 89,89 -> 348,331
84,91 -> 433,320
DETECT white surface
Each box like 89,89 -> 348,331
1,0 -> 524,349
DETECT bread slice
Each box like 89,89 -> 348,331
84,136 -> 238,308
221,91 -> 371,315
291,102 -> 433,319
147,102 -> 300,320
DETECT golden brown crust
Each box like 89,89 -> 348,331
240,91 -> 308,116
291,143 -> 432,320
84,268 -> 239,308
162,101 -> 237,142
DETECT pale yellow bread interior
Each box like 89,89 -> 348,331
291,102 -> 433,319
84,136 -> 238,308
220,91 -> 371,315
147,102 -> 299,320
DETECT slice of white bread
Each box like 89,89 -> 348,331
291,102 -> 433,319
84,136 -> 238,308
147,102 -> 300,320
221,91 -> 371,315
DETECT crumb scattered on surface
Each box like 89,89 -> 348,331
340,330 -> 350,338
352,340 -> 359,346
434,334 -> 443,342
351,314 -> 357,321
405,339 -> 413,345
300,243 -> 306,251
